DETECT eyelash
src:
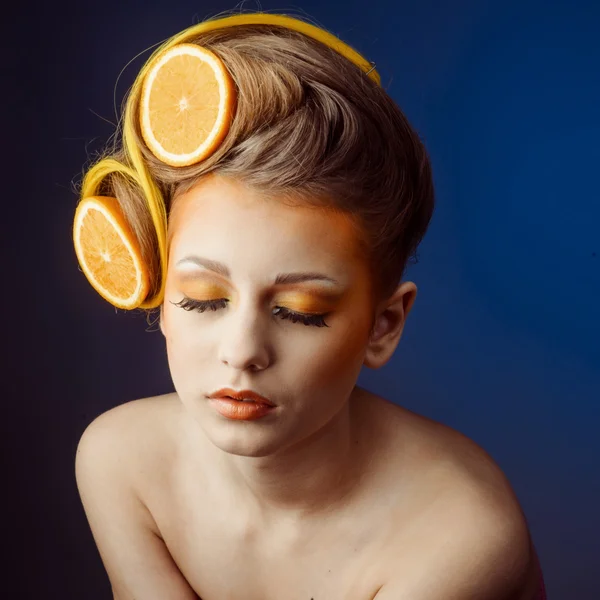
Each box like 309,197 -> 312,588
172,297 -> 330,328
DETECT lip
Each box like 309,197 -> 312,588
208,387 -> 276,407
208,398 -> 276,421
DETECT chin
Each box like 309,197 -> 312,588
205,428 -> 285,458
186,406 -> 288,458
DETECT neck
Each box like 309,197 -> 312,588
202,386 -> 375,528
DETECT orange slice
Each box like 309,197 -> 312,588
139,43 -> 236,167
73,196 -> 150,309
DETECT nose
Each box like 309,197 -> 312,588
217,303 -> 271,371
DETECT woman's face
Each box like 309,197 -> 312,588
160,174 -> 377,457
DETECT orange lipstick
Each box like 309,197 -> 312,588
208,388 -> 276,420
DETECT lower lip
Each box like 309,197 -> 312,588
208,397 -> 276,420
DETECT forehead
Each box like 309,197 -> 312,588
168,176 -> 366,270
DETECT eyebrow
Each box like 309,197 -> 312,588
175,256 -> 341,286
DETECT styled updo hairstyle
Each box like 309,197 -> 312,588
84,15 -> 435,318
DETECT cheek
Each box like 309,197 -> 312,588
161,306 -> 207,375
300,318 -> 371,388
317,289 -> 375,381
161,317 -> 213,403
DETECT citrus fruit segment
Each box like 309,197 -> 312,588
73,196 -> 150,309
139,43 -> 235,167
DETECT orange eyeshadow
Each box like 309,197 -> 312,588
176,280 -> 227,298
274,292 -> 342,313
175,275 -> 346,312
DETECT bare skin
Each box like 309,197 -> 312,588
76,176 -> 544,598
84,386 -> 543,600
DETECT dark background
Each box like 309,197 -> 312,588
3,0 -> 599,597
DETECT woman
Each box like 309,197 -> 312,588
74,12 -> 546,600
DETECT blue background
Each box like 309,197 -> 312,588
6,0 -> 597,597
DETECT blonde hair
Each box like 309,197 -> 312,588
78,13 -> 435,317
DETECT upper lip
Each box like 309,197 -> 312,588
208,388 -> 276,406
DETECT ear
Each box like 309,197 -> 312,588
363,281 -> 417,370
159,303 -> 166,337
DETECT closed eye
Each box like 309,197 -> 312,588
171,297 -> 330,328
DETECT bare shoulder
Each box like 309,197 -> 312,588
79,391 -> 180,435
364,390 -> 526,509
81,391 -> 174,448
76,393 -> 183,524
75,393 -> 199,599
364,391 -> 541,599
